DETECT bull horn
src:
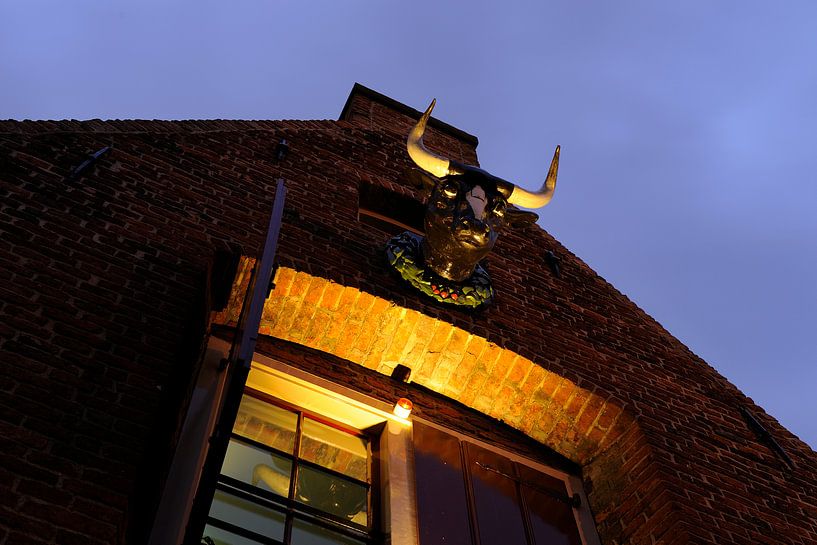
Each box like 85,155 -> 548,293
407,99 -> 452,179
508,145 -> 560,209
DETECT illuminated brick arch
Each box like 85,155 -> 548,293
216,259 -> 635,466
215,258 -> 669,542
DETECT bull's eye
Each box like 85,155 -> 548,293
441,182 -> 458,199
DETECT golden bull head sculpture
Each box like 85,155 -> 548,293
386,100 -> 561,309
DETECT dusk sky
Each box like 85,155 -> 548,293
3,1 -> 815,449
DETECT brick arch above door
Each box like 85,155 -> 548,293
213,257 -> 689,543
214,258 -> 635,466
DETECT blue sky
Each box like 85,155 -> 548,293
3,0 -> 815,449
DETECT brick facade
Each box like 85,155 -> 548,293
1,84 -> 816,544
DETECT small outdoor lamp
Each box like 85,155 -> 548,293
393,398 -> 413,419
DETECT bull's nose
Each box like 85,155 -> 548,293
474,220 -> 490,236
457,218 -> 490,239
458,217 -> 480,231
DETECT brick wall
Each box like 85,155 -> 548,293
1,85 -> 816,544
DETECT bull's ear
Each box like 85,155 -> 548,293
505,207 -> 539,228
402,167 -> 438,193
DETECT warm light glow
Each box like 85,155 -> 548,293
394,398 -> 413,419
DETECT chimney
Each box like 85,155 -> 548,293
339,83 -> 480,166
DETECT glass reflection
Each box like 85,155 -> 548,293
208,391 -> 374,545
300,418 -> 368,482
222,439 -> 292,497
291,519 -> 366,545
233,396 -> 298,453
296,466 -> 368,524
208,490 -> 285,541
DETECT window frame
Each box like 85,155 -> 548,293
201,388 -> 381,545
154,342 -> 596,545
187,353 -> 418,545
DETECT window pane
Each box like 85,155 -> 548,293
296,466 -> 368,524
522,486 -> 582,545
222,439 -> 292,497
201,524 -> 265,545
291,519 -> 366,545
466,443 -> 528,545
412,422 -> 473,545
300,418 -> 368,482
208,489 -> 285,542
234,395 -> 298,453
